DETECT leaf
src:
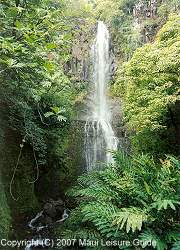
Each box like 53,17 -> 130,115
169,201 -> 176,210
152,199 -> 179,211
15,20 -> 23,29
16,6 -> 24,13
51,107 -> 66,114
11,63 -> 26,68
43,61 -> 55,72
51,107 -> 60,114
144,181 -> 151,195
44,112 -> 54,118
165,230 -> 180,243
5,58 -> 16,67
57,115 -> 67,122
171,241 -> 180,250
139,229 -> 167,250
46,43 -> 57,50
113,208 -> 148,233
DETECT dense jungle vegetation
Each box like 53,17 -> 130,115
0,0 -> 94,240
0,0 -> 179,250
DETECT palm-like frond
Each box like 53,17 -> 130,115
139,229 -> 168,250
152,199 -> 180,211
165,229 -> 180,243
60,153 -> 180,249
171,241 -> 180,250
113,207 -> 149,233
81,202 -> 119,238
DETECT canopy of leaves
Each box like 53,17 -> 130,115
113,14 -> 180,154
0,0 -> 94,161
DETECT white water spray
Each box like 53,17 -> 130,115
25,209 -> 69,250
28,211 -> 43,231
85,21 -> 118,171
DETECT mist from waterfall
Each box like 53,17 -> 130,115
85,21 -> 118,171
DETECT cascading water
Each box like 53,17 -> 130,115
85,21 -> 118,171
25,209 -> 68,250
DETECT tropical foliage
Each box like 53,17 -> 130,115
0,0 -> 93,236
59,152 -> 180,249
0,0 -> 85,161
113,14 -> 180,154
0,0 -> 179,245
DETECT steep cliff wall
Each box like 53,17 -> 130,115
106,0 -> 180,61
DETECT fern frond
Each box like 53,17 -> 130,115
113,151 -> 132,171
139,229 -> 167,250
78,171 -> 99,186
81,202 -> 120,238
113,207 -> 149,233
165,229 -> 180,243
68,181 -> 119,202
79,183 -> 119,201
171,241 -> 180,250
152,199 -> 180,211
62,207 -> 84,227
112,174 -> 135,193
98,167 -> 119,185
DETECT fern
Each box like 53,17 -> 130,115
113,207 -> 149,233
68,179 -> 120,202
152,199 -> 180,211
61,153 -> 180,249
139,229 -> 168,250
113,151 -> 132,172
171,241 -> 180,250
78,182 -> 119,202
81,202 -> 119,238
165,229 -> 180,243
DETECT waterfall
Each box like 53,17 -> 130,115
85,21 -> 118,171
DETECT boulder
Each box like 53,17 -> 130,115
43,199 -> 64,219
43,202 -> 57,218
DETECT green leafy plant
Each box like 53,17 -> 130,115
113,14 -> 180,155
58,152 -> 180,249
0,176 -> 11,239
0,0 -> 95,236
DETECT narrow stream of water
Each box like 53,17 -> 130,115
25,209 -> 68,250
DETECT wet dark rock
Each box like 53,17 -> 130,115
44,203 -> 57,218
43,199 -> 64,220
53,199 -> 64,215
44,216 -> 53,225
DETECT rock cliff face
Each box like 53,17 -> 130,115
71,32 -> 90,81
65,20 -> 96,83
133,0 -> 159,43
133,0 -> 158,20
108,0 -> 170,64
